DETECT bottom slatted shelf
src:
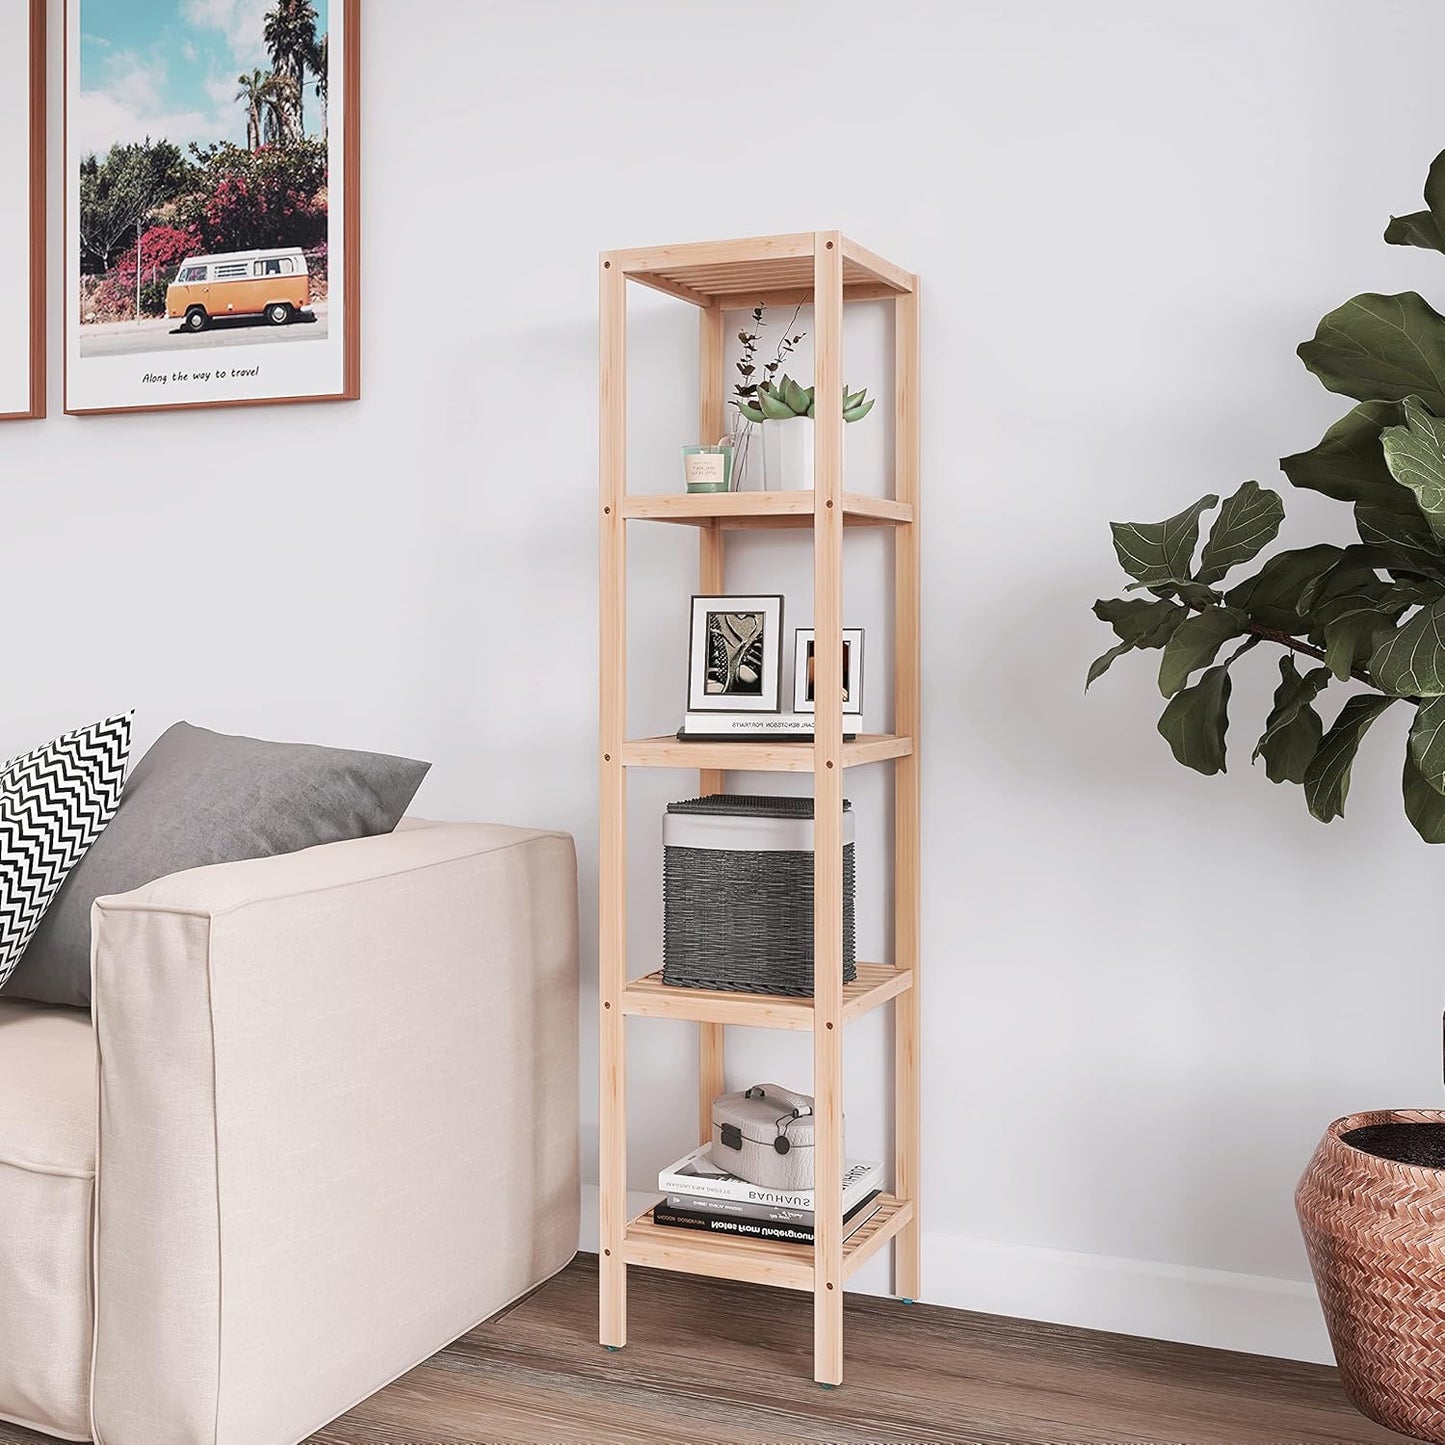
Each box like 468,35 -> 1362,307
621,1195 -> 914,1292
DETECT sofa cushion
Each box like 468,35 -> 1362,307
0,1001 -> 95,1441
0,713 -> 131,988
4,722 -> 430,1008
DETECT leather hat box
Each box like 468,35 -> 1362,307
709,1083 -> 838,1192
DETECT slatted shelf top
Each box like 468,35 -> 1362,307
607,233 -> 915,308
618,492 -> 913,528
622,964 -> 912,1031
622,1195 -> 915,1292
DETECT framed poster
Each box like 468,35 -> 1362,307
65,0 -> 360,416
0,0 -> 45,421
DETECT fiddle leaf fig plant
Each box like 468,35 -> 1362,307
1090,146 -> 1445,842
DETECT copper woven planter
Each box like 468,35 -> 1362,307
1297,1109 -> 1445,1443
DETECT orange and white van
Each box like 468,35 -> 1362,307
165,247 -> 311,332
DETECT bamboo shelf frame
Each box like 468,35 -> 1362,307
598,230 -> 921,1387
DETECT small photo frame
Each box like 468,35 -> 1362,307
793,629 -> 865,717
689,596 -> 785,713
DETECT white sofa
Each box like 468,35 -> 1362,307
0,821 -> 580,1445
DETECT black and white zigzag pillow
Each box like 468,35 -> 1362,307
0,714 -> 132,989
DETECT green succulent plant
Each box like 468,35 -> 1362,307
736,373 -> 875,426
1090,145 -> 1445,843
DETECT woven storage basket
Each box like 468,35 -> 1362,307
662,795 -> 856,996
1296,1108 -> 1445,1443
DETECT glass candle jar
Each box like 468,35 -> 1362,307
683,444 -> 733,493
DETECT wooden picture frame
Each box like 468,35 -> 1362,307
64,0 -> 360,416
0,0 -> 46,421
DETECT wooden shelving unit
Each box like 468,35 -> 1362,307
598,230 -> 920,1386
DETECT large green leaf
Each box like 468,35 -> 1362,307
1353,503 -> 1445,580
1303,694 -> 1397,823
1253,658 -> 1330,784
1086,598 -> 1187,689
1386,212 -> 1445,252
1369,598 -> 1445,696
1312,581 -> 1415,681
1225,545 -> 1342,633
1317,595 -> 1395,681
1157,664 -> 1232,775
1157,606 -> 1249,697
1110,495 -> 1217,589
1404,751 -> 1445,841
1408,695 -> 1445,795
1086,642 -> 1132,691
1280,401 -> 1413,513
1170,581 -> 1225,609
1382,396 -> 1445,540
1385,149 -> 1445,255
1298,293 -> 1445,415
1297,545 -> 1415,614
1195,481 -> 1285,585
1094,597 -> 1188,644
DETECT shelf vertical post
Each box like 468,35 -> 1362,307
599,253 -> 629,1350
812,230 -> 847,1387
698,302 -> 728,1141
893,283 -> 922,1301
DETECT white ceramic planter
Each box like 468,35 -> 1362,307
762,416 -> 815,491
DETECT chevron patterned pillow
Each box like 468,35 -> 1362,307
0,714 -> 132,989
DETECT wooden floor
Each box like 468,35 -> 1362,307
0,1253 -> 1412,1445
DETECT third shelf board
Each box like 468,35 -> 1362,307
622,962 -> 912,1031
617,493 -> 913,528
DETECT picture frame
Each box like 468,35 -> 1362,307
0,0 -> 46,421
65,0 -> 361,416
688,596 -> 785,713
793,628 -> 865,717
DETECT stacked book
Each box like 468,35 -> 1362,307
677,712 -> 858,742
653,1144 -> 883,1244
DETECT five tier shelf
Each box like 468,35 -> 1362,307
598,231 -> 921,1386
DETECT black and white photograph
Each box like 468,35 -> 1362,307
687,595 -> 784,713
794,628 -> 865,716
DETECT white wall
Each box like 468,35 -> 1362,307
9,0 -> 1445,1364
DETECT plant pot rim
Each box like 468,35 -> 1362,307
1326,1108 -> 1445,1176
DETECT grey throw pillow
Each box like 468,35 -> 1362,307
1,723 -> 430,1008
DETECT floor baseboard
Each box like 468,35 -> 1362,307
578,1187 -> 1333,1365
923,1229 -> 1332,1365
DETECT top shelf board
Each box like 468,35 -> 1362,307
608,232 -> 915,310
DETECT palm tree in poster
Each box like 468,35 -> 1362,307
235,69 -> 271,151
236,69 -> 297,150
262,74 -> 301,146
263,0 -> 319,140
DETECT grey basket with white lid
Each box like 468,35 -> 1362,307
662,794 -> 857,997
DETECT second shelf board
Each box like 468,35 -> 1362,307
622,963 -> 912,1031
622,1194 -> 915,1292
618,492 -> 913,529
619,734 -> 913,772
